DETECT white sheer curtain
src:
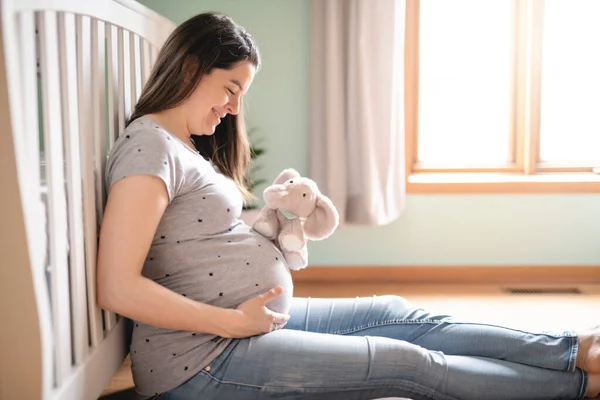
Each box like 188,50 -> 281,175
310,0 -> 406,226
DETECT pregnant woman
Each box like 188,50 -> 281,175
96,11 -> 600,400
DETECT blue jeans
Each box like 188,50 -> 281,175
159,295 -> 588,399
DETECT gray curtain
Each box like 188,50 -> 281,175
310,0 -> 407,226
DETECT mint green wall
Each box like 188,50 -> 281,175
139,0 -> 600,266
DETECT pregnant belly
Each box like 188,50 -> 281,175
230,248 -> 294,315
229,230 -> 295,314
193,232 -> 295,315
261,266 -> 294,315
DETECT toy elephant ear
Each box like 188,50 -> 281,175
274,168 -> 301,185
303,194 -> 340,240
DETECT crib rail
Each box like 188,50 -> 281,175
0,1 -> 175,399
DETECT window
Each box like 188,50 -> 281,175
405,0 -> 600,193
539,0 -> 600,167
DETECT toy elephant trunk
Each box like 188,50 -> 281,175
251,168 -> 340,270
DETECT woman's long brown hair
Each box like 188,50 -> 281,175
128,12 -> 261,201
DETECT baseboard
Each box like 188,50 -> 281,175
291,266 -> 600,284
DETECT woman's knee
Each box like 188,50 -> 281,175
379,294 -> 412,310
377,294 -> 452,323
375,295 -> 414,319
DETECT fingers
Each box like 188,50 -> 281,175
259,286 -> 284,304
270,312 -> 290,325
266,318 -> 288,333
269,321 -> 287,332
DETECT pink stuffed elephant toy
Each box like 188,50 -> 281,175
251,168 -> 339,270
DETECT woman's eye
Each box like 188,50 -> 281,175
227,88 -> 235,95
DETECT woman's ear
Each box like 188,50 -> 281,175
303,195 -> 339,240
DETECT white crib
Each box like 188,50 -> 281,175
0,1 -> 175,399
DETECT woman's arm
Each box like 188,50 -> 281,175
96,174 -> 236,336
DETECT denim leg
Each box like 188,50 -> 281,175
161,329 -> 587,400
283,296 -> 580,372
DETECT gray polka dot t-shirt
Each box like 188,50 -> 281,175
105,116 -> 293,398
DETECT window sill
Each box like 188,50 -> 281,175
407,172 -> 600,194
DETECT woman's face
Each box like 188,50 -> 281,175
185,61 -> 256,135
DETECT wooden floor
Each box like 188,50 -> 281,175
100,283 -> 600,399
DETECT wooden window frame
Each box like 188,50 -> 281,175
404,0 -> 600,194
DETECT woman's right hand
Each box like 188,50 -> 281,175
224,286 -> 290,338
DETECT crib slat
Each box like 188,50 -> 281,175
105,310 -> 118,332
141,38 -> 151,85
39,10 -> 73,386
91,19 -> 107,234
91,18 -> 117,333
92,19 -> 120,332
107,25 -> 119,145
118,28 -> 132,130
57,11 -> 90,367
106,25 -> 121,331
16,11 -> 55,398
18,15 -> 43,173
106,29 -> 121,329
19,15 -> 45,297
129,32 -> 139,110
19,15 -> 46,265
105,23 -> 121,327
76,14 -> 104,347
132,34 -> 143,104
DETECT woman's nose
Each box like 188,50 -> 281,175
226,99 -> 240,115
